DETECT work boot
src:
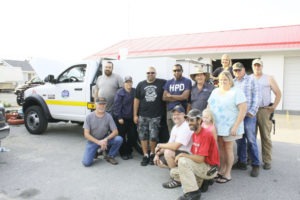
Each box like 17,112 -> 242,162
105,156 -> 118,165
177,190 -> 201,200
250,166 -> 260,177
263,163 -> 271,170
200,179 -> 214,192
232,161 -> 247,170
121,154 -> 129,160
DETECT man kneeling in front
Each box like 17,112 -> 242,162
154,105 -> 193,169
82,97 -> 123,166
163,109 -> 220,200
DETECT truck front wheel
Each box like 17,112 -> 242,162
24,106 -> 48,134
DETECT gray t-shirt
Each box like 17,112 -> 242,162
95,73 -> 123,113
83,112 -> 117,140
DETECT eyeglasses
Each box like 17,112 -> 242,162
233,69 -> 241,72
147,72 -> 155,75
173,69 -> 182,72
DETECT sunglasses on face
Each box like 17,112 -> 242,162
173,69 -> 182,72
147,72 -> 155,75
233,69 -> 241,72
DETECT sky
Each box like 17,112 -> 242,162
1,0 -> 300,62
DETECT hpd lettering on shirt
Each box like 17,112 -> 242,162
169,83 -> 185,92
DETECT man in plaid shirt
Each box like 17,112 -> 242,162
232,62 -> 260,177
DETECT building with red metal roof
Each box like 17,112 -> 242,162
87,24 -> 300,60
88,25 -> 300,113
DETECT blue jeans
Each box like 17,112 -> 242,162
236,116 -> 260,166
82,136 -> 123,167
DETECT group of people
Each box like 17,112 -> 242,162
81,55 -> 282,200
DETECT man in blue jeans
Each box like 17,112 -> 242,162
232,62 -> 260,177
82,97 -> 123,166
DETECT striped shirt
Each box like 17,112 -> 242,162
234,74 -> 260,116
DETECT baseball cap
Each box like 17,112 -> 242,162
124,76 -> 132,82
172,105 -> 185,113
95,97 -> 107,104
252,59 -> 263,66
185,109 -> 202,119
232,62 -> 244,70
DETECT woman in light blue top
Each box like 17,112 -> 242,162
208,71 -> 247,183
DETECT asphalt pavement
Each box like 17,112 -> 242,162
1,93 -> 300,200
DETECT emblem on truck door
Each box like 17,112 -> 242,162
61,90 -> 70,98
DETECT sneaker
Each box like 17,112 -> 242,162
177,190 -> 201,200
232,161 -> 247,170
105,156 -> 118,165
149,154 -> 155,165
250,166 -> 260,177
263,163 -> 271,170
141,155 -> 150,166
162,179 -> 182,189
200,179 -> 214,192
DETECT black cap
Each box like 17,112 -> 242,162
172,105 -> 185,113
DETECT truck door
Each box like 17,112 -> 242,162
46,64 -> 87,121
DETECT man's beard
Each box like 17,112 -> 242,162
189,124 -> 199,131
105,70 -> 112,76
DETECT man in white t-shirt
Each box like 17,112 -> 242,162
153,105 -> 193,168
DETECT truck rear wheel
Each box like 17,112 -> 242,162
24,106 -> 48,134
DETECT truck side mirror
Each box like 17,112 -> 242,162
44,75 -> 55,83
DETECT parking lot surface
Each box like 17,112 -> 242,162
1,93 -> 300,200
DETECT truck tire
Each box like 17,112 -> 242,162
24,106 -> 48,134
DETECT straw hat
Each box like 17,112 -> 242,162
190,66 -> 210,81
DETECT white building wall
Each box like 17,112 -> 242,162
112,57 -> 177,87
260,55 -> 284,110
